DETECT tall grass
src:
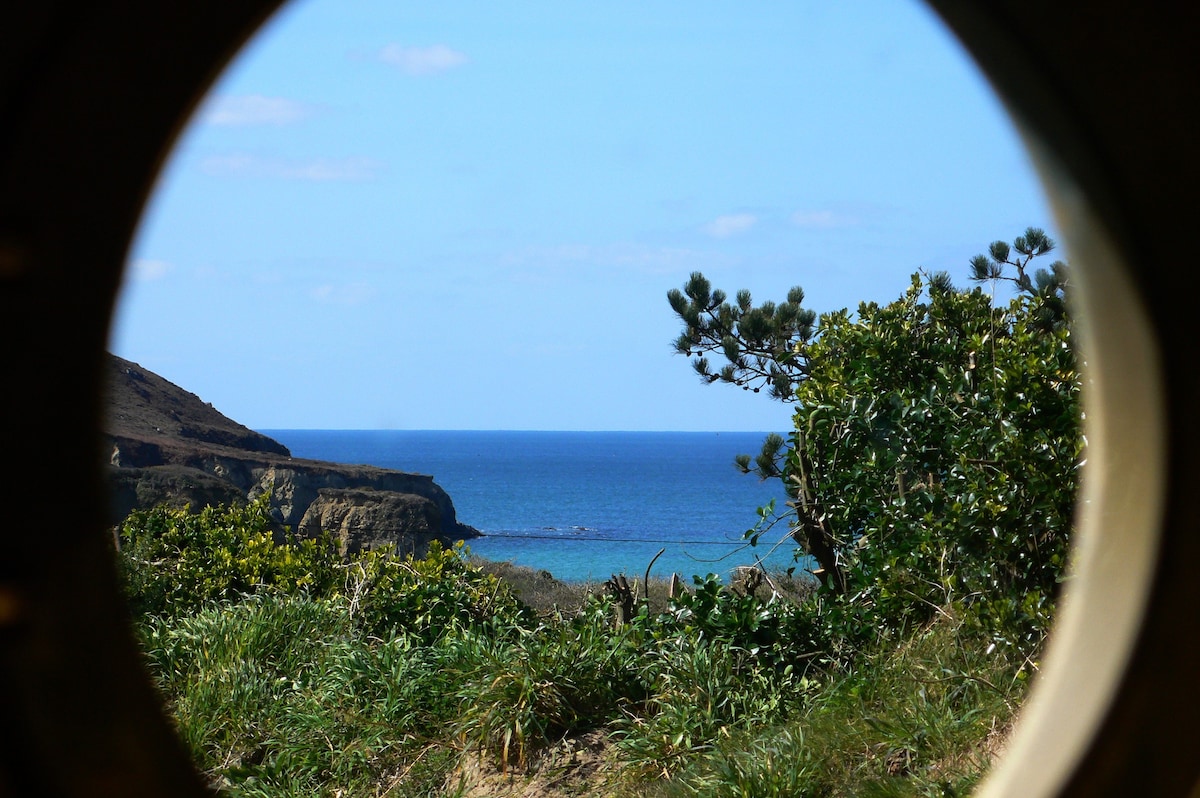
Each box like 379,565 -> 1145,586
452,602 -> 644,772
139,594 -> 465,795
121,515 -> 1033,797
659,614 -> 1029,797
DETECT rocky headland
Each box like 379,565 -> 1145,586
105,354 -> 478,556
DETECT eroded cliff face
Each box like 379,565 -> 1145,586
296,489 -> 443,557
105,354 -> 478,555
249,464 -> 471,556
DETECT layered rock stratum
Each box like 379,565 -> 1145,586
105,354 -> 478,555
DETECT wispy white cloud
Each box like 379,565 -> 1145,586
603,244 -> 725,274
379,43 -> 468,76
201,95 -> 313,126
502,243 -> 736,276
309,283 -> 376,306
703,213 -> 757,238
127,258 -> 172,282
200,154 -> 384,181
790,209 -> 856,228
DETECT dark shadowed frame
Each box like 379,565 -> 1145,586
0,3 -> 1196,796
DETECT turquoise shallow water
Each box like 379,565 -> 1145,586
263,430 -> 806,583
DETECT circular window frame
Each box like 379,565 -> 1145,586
1,2 -> 1196,796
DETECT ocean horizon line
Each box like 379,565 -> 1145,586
258,428 -> 786,435
267,429 -> 797,582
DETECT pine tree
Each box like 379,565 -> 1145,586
668,229 -> 1076,605
667,273 -> 817,402
969,226 -> 1069,332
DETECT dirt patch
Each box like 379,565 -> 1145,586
451,730 -> 632,798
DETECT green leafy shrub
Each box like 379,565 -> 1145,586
790,275 -> 1081,655
643,574 -> 825,673
670,230 -> 1081,665
345,540 -> 536,643
115,496 -> 534,645
116,494 -> 339,618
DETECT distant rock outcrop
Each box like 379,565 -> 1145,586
105,354 -> 478,556
295,488 -> 443,557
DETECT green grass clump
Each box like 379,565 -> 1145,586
140,593 -> 464,794
660,613 -> 1028,797
452,601 -> 644,772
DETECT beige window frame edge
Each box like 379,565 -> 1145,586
977,147 -> 1165,798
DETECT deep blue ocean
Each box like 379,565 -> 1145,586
262,430 -> 804,583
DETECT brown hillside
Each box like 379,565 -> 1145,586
105,354 -> 290,458
103,354 -> 477,554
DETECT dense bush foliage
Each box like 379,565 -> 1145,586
790,273 -> 1081,655
671,229 -> 1082,661
117,495 -> 340,618
116,494 -> 533,641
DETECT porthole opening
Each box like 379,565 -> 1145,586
106,3 -> 1096,795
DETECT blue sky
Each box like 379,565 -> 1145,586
110,0 -> 1060,432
